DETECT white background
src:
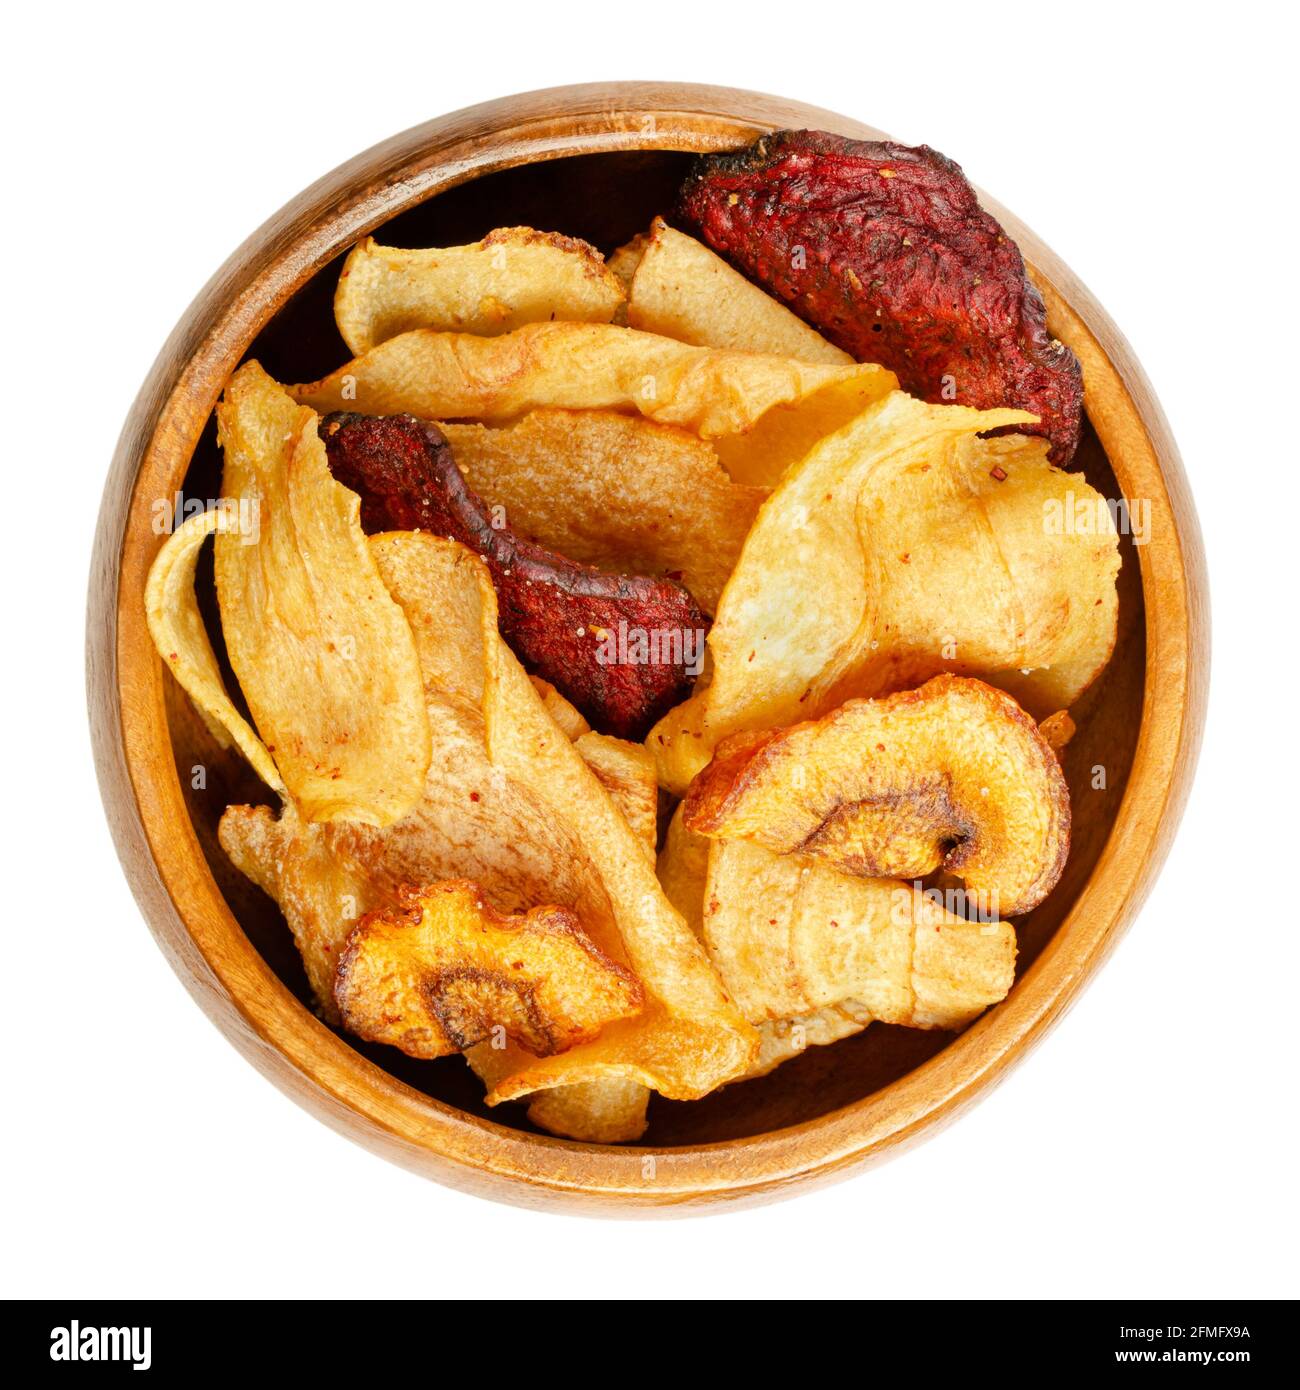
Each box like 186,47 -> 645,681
4,1 -> 1296,1300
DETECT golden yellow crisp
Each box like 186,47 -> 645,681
614,219 -> 875,489
334,229 -> 625,354
703,840 -> 1017,1029
467,1045 -> 650,1144
651,392 -> 1120,793
628,218 -> 853,365
523,1076 -> 651,1143
214,363 -> 430,826
440,409 -> 763,612
469,693 -> 656,1142
476,548 -> 758,1102
573,733 -> 659,862
657,806 -> 876,1078
684,676 -> 1071,917
144,505 -> 284,795
656,805 -> 712,941
220,536 -> 613,1016
745,1002 -> 876,1080
335,880 -> 644,1058
290,321 -> 893,440
606,232 -> 649,303
528,676 -> 590,740
1039,710 -> 1076,754
710,377 -> 892,489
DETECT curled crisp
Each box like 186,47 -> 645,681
468,688 -> 656,1141
290,321 -> 894,440
684,676 -> 1070,917
627,218 -> 853,365
651,391 -> 1120,793
214,363 -> 430,826
335,880 -> 644,1058
144,505 -> 284,795
703,839 -> 1017,1030
656,806 -> 875,1077
335,229 -> 625,354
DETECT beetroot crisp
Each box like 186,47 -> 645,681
321,412 -> 707,739
679,129 -> 1083,465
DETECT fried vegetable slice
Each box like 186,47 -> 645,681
469,697 -> 656,1141
439,410 -> 763,613
335,880 -> 643,1058
529,675 -> 590,740
321,410 -> 707,739
290,321 -> 894,439
144,505 -> 285,794
684,676 -> 1070,917
522,1075 -> 650,1143
467,1044 -> 650,1143
680,130 -> 1083,465
573,732 -> 659,861
746,1002 -> 875,1080
214,362 -> 429,825
656,807 -> 875,1077
650,392 -> 1120,793
703,839 -> 1016,1029
524,679 -> 655,857
1039,710 -> 1076,755
656,804 -> 712,940
334,229 -> 625,355
606,232 -> 650,301
220,534 -> 756,1102
628,218 -> 852,364
220,798 -> 372,1011
709,376 -> 891,489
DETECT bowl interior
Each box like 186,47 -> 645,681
164,150 -> 1147,1146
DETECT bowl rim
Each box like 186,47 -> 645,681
87,81 -> 1209,1215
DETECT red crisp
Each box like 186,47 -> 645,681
679,129 -> 1083,465
321,412 -> 707,740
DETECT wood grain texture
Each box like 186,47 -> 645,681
87,83 -> 1209,1215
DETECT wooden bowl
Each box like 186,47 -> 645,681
88,83 -> 1208,1214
